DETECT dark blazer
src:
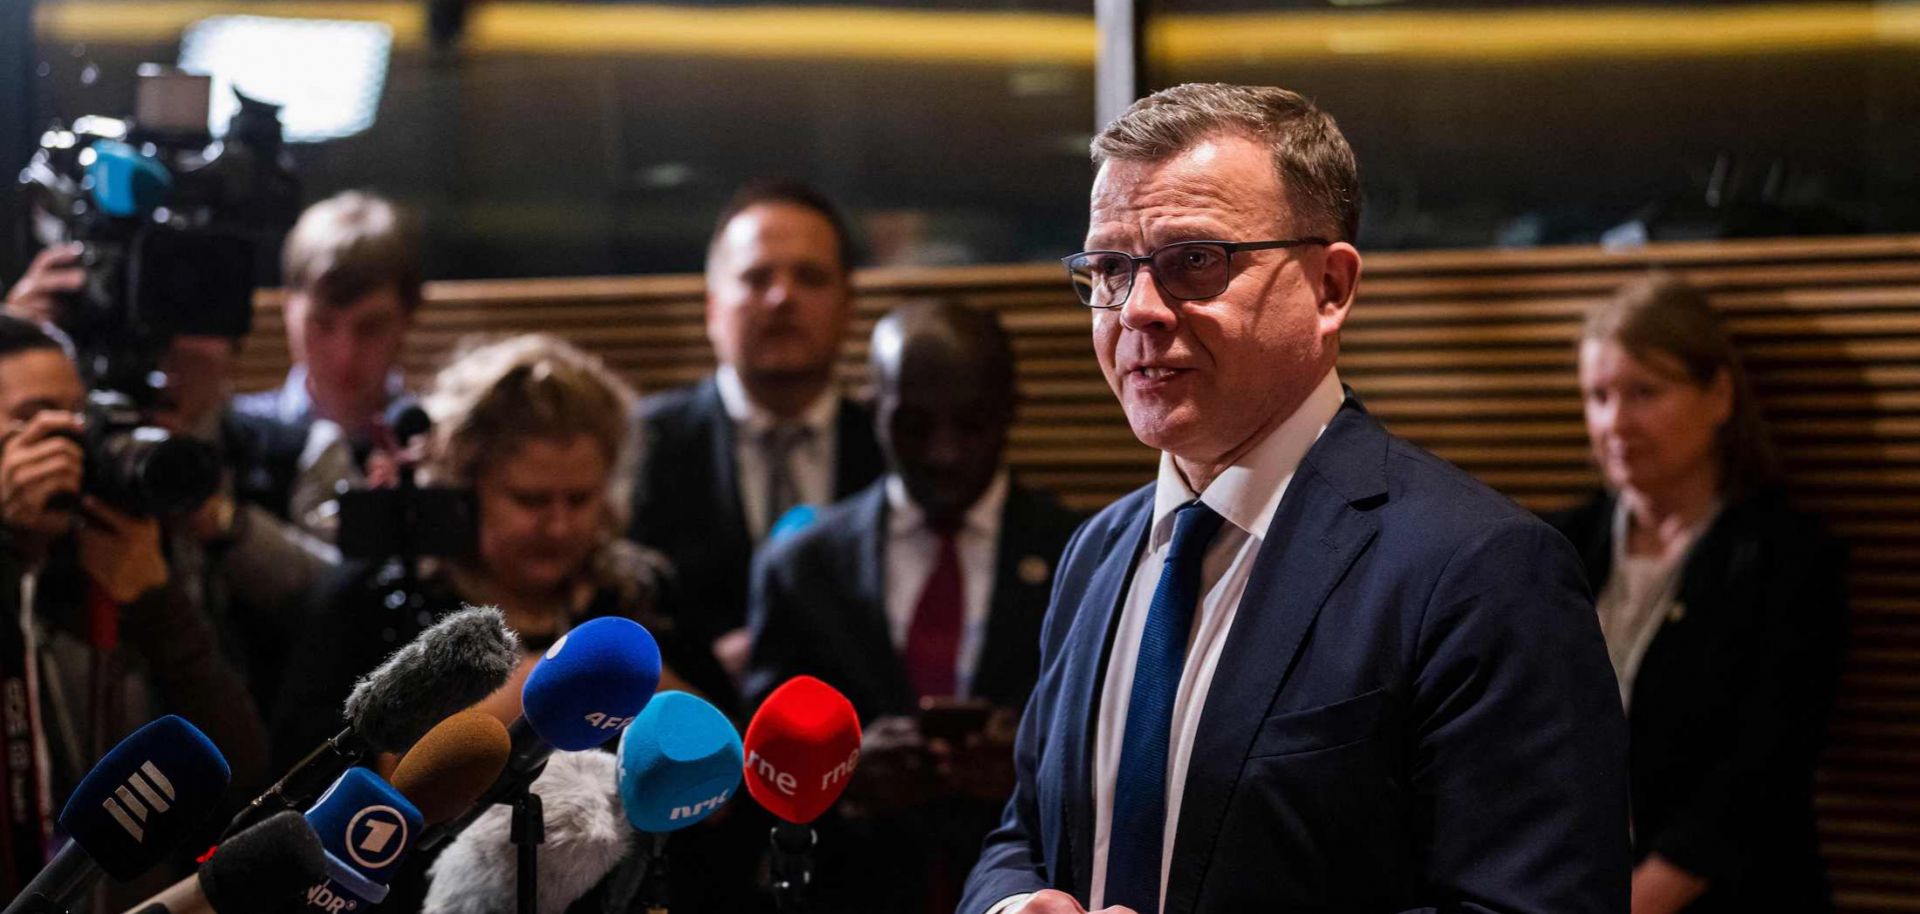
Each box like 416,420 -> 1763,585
1546,488 -> 1847,914
743,477 -> 1081,914
962,395 -> 1631,914
629,374 -> 885,711
743,477 -> 1083,719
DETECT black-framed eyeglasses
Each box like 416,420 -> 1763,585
1062,238 -> 1330,309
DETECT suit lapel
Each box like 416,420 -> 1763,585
1161,401 -> 1388,914
1055,492 -> 1153,898
852,486 -> 917,712
699,377 -> 752,555
975,486 -> 1040,702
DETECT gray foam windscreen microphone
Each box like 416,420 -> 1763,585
344,606 -> 520,752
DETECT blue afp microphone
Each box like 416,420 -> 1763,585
302,768 -> 423,911
2,715 -> 230,914
617,691 -> 742,834
423,616 -> 661,853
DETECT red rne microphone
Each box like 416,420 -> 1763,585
742,676 -> 862,825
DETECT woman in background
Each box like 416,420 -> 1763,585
273,333 -> 702,759
1547,275 -> 1847,914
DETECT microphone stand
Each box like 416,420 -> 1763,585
768,822 -> 815,914
637,832 -> 670,914
507,782 -> 545,914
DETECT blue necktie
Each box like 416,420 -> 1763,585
1105,500 -> 1227,914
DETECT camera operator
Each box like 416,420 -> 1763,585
6,246 -> 350,725
0,314 -> 266,898
234,190 -> 420,468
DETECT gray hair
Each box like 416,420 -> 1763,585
1092,83 -> 1361,242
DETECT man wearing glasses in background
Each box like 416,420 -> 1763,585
960,84 -> 1629,914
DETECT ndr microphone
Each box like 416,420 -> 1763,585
302,768 -> 424,914
1,715 -> 230,914
122,810 -> 327,914
422,616 -> 662,851
618,691 -> 743,833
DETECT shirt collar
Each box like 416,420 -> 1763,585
886,470 -> 1011,539
1149,367 -> 1345,547
715,363 -> 839,439
279,363 -> 407,425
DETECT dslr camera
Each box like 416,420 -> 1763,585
17,67 -> 300,514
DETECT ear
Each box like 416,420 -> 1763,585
1708,367 -> 1735,428
1316,241 -> 1363,338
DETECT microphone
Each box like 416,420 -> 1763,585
742,676 -> 861,914
766,504 -> 819,544
616,691 -> 743,914
421,616 -> 661,851
743,676 -> 861,826
123,810 -> 327,914
226,607 -> 517,838
422,751 -> 630,914
391,711 -> 513,826
2,715 -> 231,914
617,691 -> 742,833
301,768 -> 424,912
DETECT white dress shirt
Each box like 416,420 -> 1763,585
714,364 -> 840,541
1594,498 -> 1717,711
883,472 -> 1010,699
995,368 -> 1345,914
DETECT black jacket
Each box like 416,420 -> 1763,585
1546,488 -> 1847,914
743,477 -> 1082,914
628,374 -> 884,712
743,478 -> 1082,720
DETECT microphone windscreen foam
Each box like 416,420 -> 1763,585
742,676 -> 862,825
521,617 -> 660,751
305,768 -> 424,905
59,714 -> 231,882
200,809 -> 327,914
345,606 -> 519,752
392,711 -> 512,826
617,692 -> 742,833
423,751 -> 630,914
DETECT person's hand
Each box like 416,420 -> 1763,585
711,626 -> 754,683
5,244 -> 85,324
1012,890 -> 1138,914
837,714 -> 932,818
1630,855 -> 1708,914
942,706 -> 1020,802
76,496 -> 168,603
0,411 -> 84,539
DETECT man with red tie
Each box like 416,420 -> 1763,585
746,299 -> 1082,914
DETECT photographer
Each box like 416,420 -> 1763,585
7,245 -> 350,723
234,190 -> 420,466
275,333 -> 700,763
0,315 -> 266,897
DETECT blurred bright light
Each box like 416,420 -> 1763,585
178,15 -> 391,142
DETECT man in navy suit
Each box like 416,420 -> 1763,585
630,180 -> 885,711
960,84 -> 1630,914
747,299 -> 1081,913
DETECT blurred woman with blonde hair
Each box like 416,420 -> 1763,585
1547,275 -> 1846,914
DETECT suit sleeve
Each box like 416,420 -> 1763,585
743,541 -> 811,714
959,519 -> 1093,914
1647,529 -> 1848,884
1401,518 -> 1632,914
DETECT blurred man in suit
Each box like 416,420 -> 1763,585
630,180 -> 884,710
961,83 -> 1629,914
748,298 -> 1081,913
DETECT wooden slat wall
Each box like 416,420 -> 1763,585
236,234 -> 1920,911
